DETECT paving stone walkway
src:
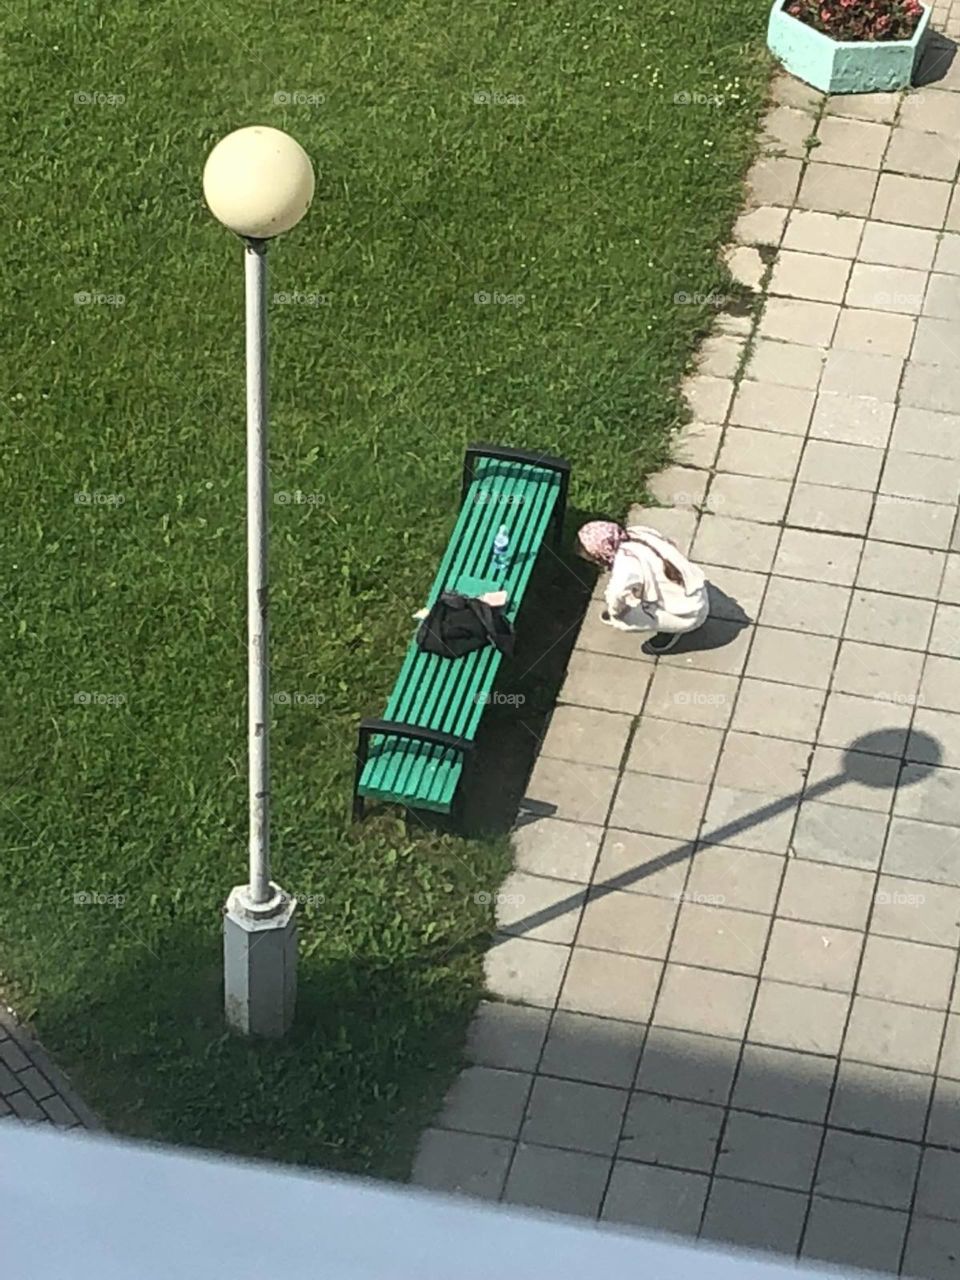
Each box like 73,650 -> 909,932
413,22 -> 960,1280
0,1006 -> 97,1130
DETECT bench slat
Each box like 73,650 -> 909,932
378,459 -> 515,728
361,741 -> 460,812
360,490 -> 557,805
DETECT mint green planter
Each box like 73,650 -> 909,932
767,1 -> 931,94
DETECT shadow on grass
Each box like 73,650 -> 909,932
31,910 -> 495,1181
25,514 -> 601,1178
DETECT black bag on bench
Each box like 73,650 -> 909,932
416,591 -> 515,660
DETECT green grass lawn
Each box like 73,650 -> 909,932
0,1 -> 771,1173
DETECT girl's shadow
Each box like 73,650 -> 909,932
668,583 -> 751,655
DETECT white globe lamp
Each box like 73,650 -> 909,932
202,125 -> 314,240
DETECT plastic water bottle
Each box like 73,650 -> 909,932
492,524 -> 510,571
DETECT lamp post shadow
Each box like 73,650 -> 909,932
500,728 -> 943,945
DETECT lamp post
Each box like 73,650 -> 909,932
202,126 -> 315,1037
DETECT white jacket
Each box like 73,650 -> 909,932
602,526 -> 709,634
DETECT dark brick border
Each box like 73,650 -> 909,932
0,1006 -> 100,1130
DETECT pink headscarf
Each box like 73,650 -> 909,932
577,521 -> 628,568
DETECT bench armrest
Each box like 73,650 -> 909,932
358,718 -> 475,755
461,443 -> 570,499
464,442 -> 571,473
353,718 -> 475,820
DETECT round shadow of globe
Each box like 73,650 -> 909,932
843,729 -> 941,789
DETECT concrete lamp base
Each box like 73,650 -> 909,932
223,883 -> 297,1038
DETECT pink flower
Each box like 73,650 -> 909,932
789,0 -> 923,41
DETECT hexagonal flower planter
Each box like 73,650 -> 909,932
767,0 -> 931,94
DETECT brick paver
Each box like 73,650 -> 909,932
413,24 -> 960,1279
0,1005 -> 97,1131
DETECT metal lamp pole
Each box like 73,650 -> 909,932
203,126 -> 315,1037
245,238 -> 271,908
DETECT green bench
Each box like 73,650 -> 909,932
353,443 -> 571,820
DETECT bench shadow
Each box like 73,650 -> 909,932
394,517 -> 595,840
915,31 -> 958,87
513,798 -> 560,830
